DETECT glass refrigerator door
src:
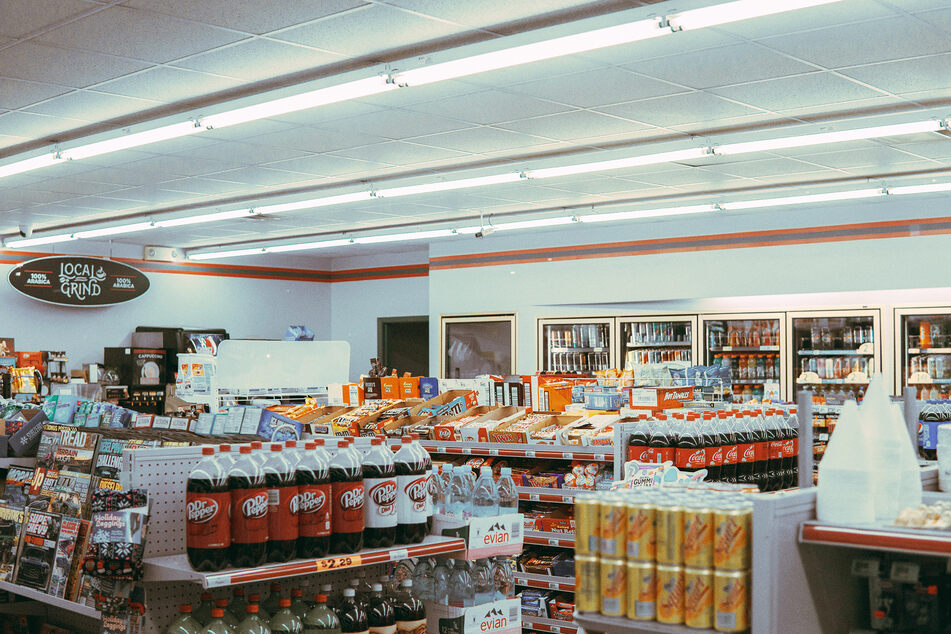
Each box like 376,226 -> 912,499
618,316 -> 697,370
702,313 -> 784,402
788,310 -> 881,402
538,318 -> 614,373
895,308 -> 951,399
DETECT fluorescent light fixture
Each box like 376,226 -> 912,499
394,18 -> 667,86
153,208 -> 256,228
720,188 -> 885,211
5,233 -> 77,249
716,120 -> 944,156
667,0 -> 846,31
578,204 -> 717,223
376,173 -> 523,198
72,222 -> 156,240
0,153 -> 64,179
63,121 -> 202,160
493,216 -> 578,231
889,183 -> 951,196
255,191 -> 376,215
189,247 -> 269,261
201,76 -> 395,129
267,239 -> 354,253
353,229 -> 456,244
526,148 -> 710,179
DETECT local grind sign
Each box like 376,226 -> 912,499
8,256 -> 149,307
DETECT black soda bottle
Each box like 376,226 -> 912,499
297,440 -> 332,558
627,415 -> 651,462
367,583 -> 395,634
363,438 -> 397,549
393,580 -> 426,634
699,413 -> 721,481
337,588 -> 368,634
394,437 -> 427,545
229,445 -> 268,568
718,412 -> 738,483
330,439 -> 365,554
186,446 -> 230,571
647,414 -> 674,464
674,414 -> 705,476
264,444 -> 298,562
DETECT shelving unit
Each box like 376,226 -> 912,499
0,580 -> 101,620
573,612 -> 716,634
418,440 -> 612,461
0,457 -> 36,468
524,531 -> 574,549
514,572 -> 575,592
516,487 -> 577,504
521,615 -> 578,633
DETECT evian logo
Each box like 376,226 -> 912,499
370,481 -> 397,507
297,489 -> 326,514
186,498 -> 218,523
241,493 -> 268,520
339,487 -> 364,511
405,477 -> 427,503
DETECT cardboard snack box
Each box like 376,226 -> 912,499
458,406 -> 525,443
430,405 -> 497,441
528,414 -> 585,445
415,390 -> 478,418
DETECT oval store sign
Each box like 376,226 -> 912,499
8,256 -> 150,307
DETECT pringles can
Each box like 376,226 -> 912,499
575,494 -> 600,556
714,569 -> 749,632
575,554 -> 600,613
599,495 -> 627,558
714,500 -> 751,570
655,563 -> 685,625
626,560 -> 656,621
600,558 -> 627,616
684,567 -> 714,629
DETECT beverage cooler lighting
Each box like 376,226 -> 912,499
790,312 -> 879,402
898,310 -> 951,399
620,319 -> 694,369
540,319 -> 613,373
704,317 -> 783,403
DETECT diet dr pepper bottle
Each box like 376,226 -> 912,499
186,447 -> 230,571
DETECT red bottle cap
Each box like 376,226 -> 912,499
247,605 -> 259,614
270,444 -> 282,452
220,444 -> 231,452
249,594 -> 261,602
316,594 -> 327,603
233,588 -> 244,597
202,447 -> 215,456
211,609 -> 224,618
215,599 -> 228,607
239,446 -> 252,454
180,604 -> 192,613
270,583 -> 281,591
279,598 -> 291,608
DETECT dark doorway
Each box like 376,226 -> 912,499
378,316 -> 429,376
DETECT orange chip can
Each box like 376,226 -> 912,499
656,502 -> 685,565
714,503 -> 751,570
683,503 -> 714,568
626,560 -> 656,621
684,567 -> 714,629
625,497 -> 656,561
575,554 -> 601,613
714,569 -> 749,632
575,494 -> 600,556
600,558 -> 627,616
599,497 -> 627,558
655,563 -> 685,625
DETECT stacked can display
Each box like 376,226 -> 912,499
575,488 -> 752,632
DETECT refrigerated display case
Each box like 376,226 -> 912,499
701,313 -> 785,401
537,317 -> 614,373
787,309 -> 881,402
894,307 -> 951,398
617,315 -> 697,370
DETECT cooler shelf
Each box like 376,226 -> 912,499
709,345 -> 779,352
524,530 -> 574,549
521,615 -> 577,633
908,348 -> 951,354
514,572 -> 575,592
517,487 -> 577,504
798,350 -> 873,356
142,535 -> 466,588
550,347 -> 607,353
799,521 -> 951,557
626,342 -> 691,348
417,441 -> 612,461
0,581 -> 101,619
573,612 -> 716,633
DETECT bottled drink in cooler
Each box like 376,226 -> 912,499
394,437 -> 427,544
304,594 -> 342,634
264,444 -> 298,563
297,440 -> 332,559
497,467 -> 518,510
367,584 -> 395,634
203,609 -> 235,634
236,605 -> 269,634
393,581 -> 426,634
229,445 -> 268,568
363,437 -> 397,548
472,466 -> 499,517
186,447 -> 231,571
337,589 -> 368,634
167,604 -> 202,634
330,439 -> 365,554
271,598 -> 304,633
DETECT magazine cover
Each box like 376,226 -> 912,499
0,503 -> 25,581
65,519 -> 90,601
47,515 -> 80,598
35,429 -> 60,470
3,465 -> 35,508
48,472 -> 93,519
52,428 -> 100,475
14,509 -> 60,591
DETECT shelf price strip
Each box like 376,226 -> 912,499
800,522 -> 951,557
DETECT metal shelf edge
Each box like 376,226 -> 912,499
0,581 -> 101,619
573,611 -> 716,633
800,521 -> 951,557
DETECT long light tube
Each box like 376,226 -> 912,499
578,204 -> 717,223
353,229 -> 456,244
255,192 -> 375,215
5,233 -> 77,249
62,122 -> 202,160
267,238 -> 353,253
0,154 -> 65,179
72,222 -> 156,240
189,247 -> 268,261
526,148 -> 711,180
667,0 -> 846,31
375,173 -> 523,198
153,208 -> 257,228
716,120 -> 945,156
719,189 -> 886,210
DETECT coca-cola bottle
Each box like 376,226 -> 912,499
330,439 -> 365,554
367,583 -> 395,634
626,416 -> 651,462
674,415 -> 706,476
786,407 -> 800,488
229,445 -> 268,568
734,412 -> 755,484
750,410 -> 770,491
393,580 -> 425,634
297,440 -> 332,558
264,444 -> 299,562
337,588 -> 368,634
647,414 -> 674,464
764,409 -> 783,491
363,438 -> 397,548
718,412 -> 738,483
394,437 -> 427,545
699,413 -> 721,481
186,447 -> 230,571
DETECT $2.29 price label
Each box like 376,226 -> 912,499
317,554 -> 362,571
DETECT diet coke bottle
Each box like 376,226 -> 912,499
330,438 -> 365,554
229,445 -> 268,568
186,446 -> 230,571
394,437 -> 427,545
264,444 -> 298,563
297,440 -> 332,558
363,437 -> 397,549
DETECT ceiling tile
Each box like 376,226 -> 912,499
153,176 -> 260,195
187,165 -> 319,187
260,154 -> 389,177
0,42 -> 151,87
713,0 -> 896,40
496,110 -> 652,141
0,78 -> 71,110
838,53 -> 951,95
272,4 -> 462,57
37,6 -> 247,64
412,126 -> 554,153
96,66 -> 244,102
23,90 -> 162,122
598,92 -> 764,128
0,110 -> 89,139
330,140 -> 468,165
408,90 -> 574,125
243,124 -> 388,153
120,154 -> 242,177
173,140 -> 311,165
173,39 -> 345,81
0,0 -> 96,39
710,72 -> 884,112
384,0 -> 589,29
631,43 -> 817,90
507,67 -> 688,108
707,157 -> 839,179
760,16 -> 951,69
122,0 -> 367,35
41,179 -> 125,196
914,7 -> 951,35
330,109 -> 474,140
790,146 -> 935,169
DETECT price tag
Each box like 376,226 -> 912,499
722,346 -> 733,351
560,452 -> 572,459
890,561 -> 920,584
548,538 -> 560,546
552,626 -> 562,633
525,450 -> 536,458
462,447 -> 472,455
206,576 -> 229,589
595,454 -> 607,461
317,554 -> 362,571
389,549 -> 409,562
489,449 -> 499,456
530,493 -> 540,502
593,347 -> 603,353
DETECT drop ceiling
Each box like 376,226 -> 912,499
2,0 -> 951,258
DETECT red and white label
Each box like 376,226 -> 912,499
768,440 -> 784,461
231,488 -> 268,544
186,491 -> 230,549
724,444 -> 738,465
649,447 -> 675,464
423,469 -> 433,518
781,439 -> 796,458
707,446 -> 724,468
331,480 -> 364,534
753,441 -> 769,464
738,443 -> 755,464
397,474 -> 427,524
627,445 -> 651,462
297,483 -> 331,538
267,483 -> 299,541
364,477 -> 398,528
675,447 -> 707,470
